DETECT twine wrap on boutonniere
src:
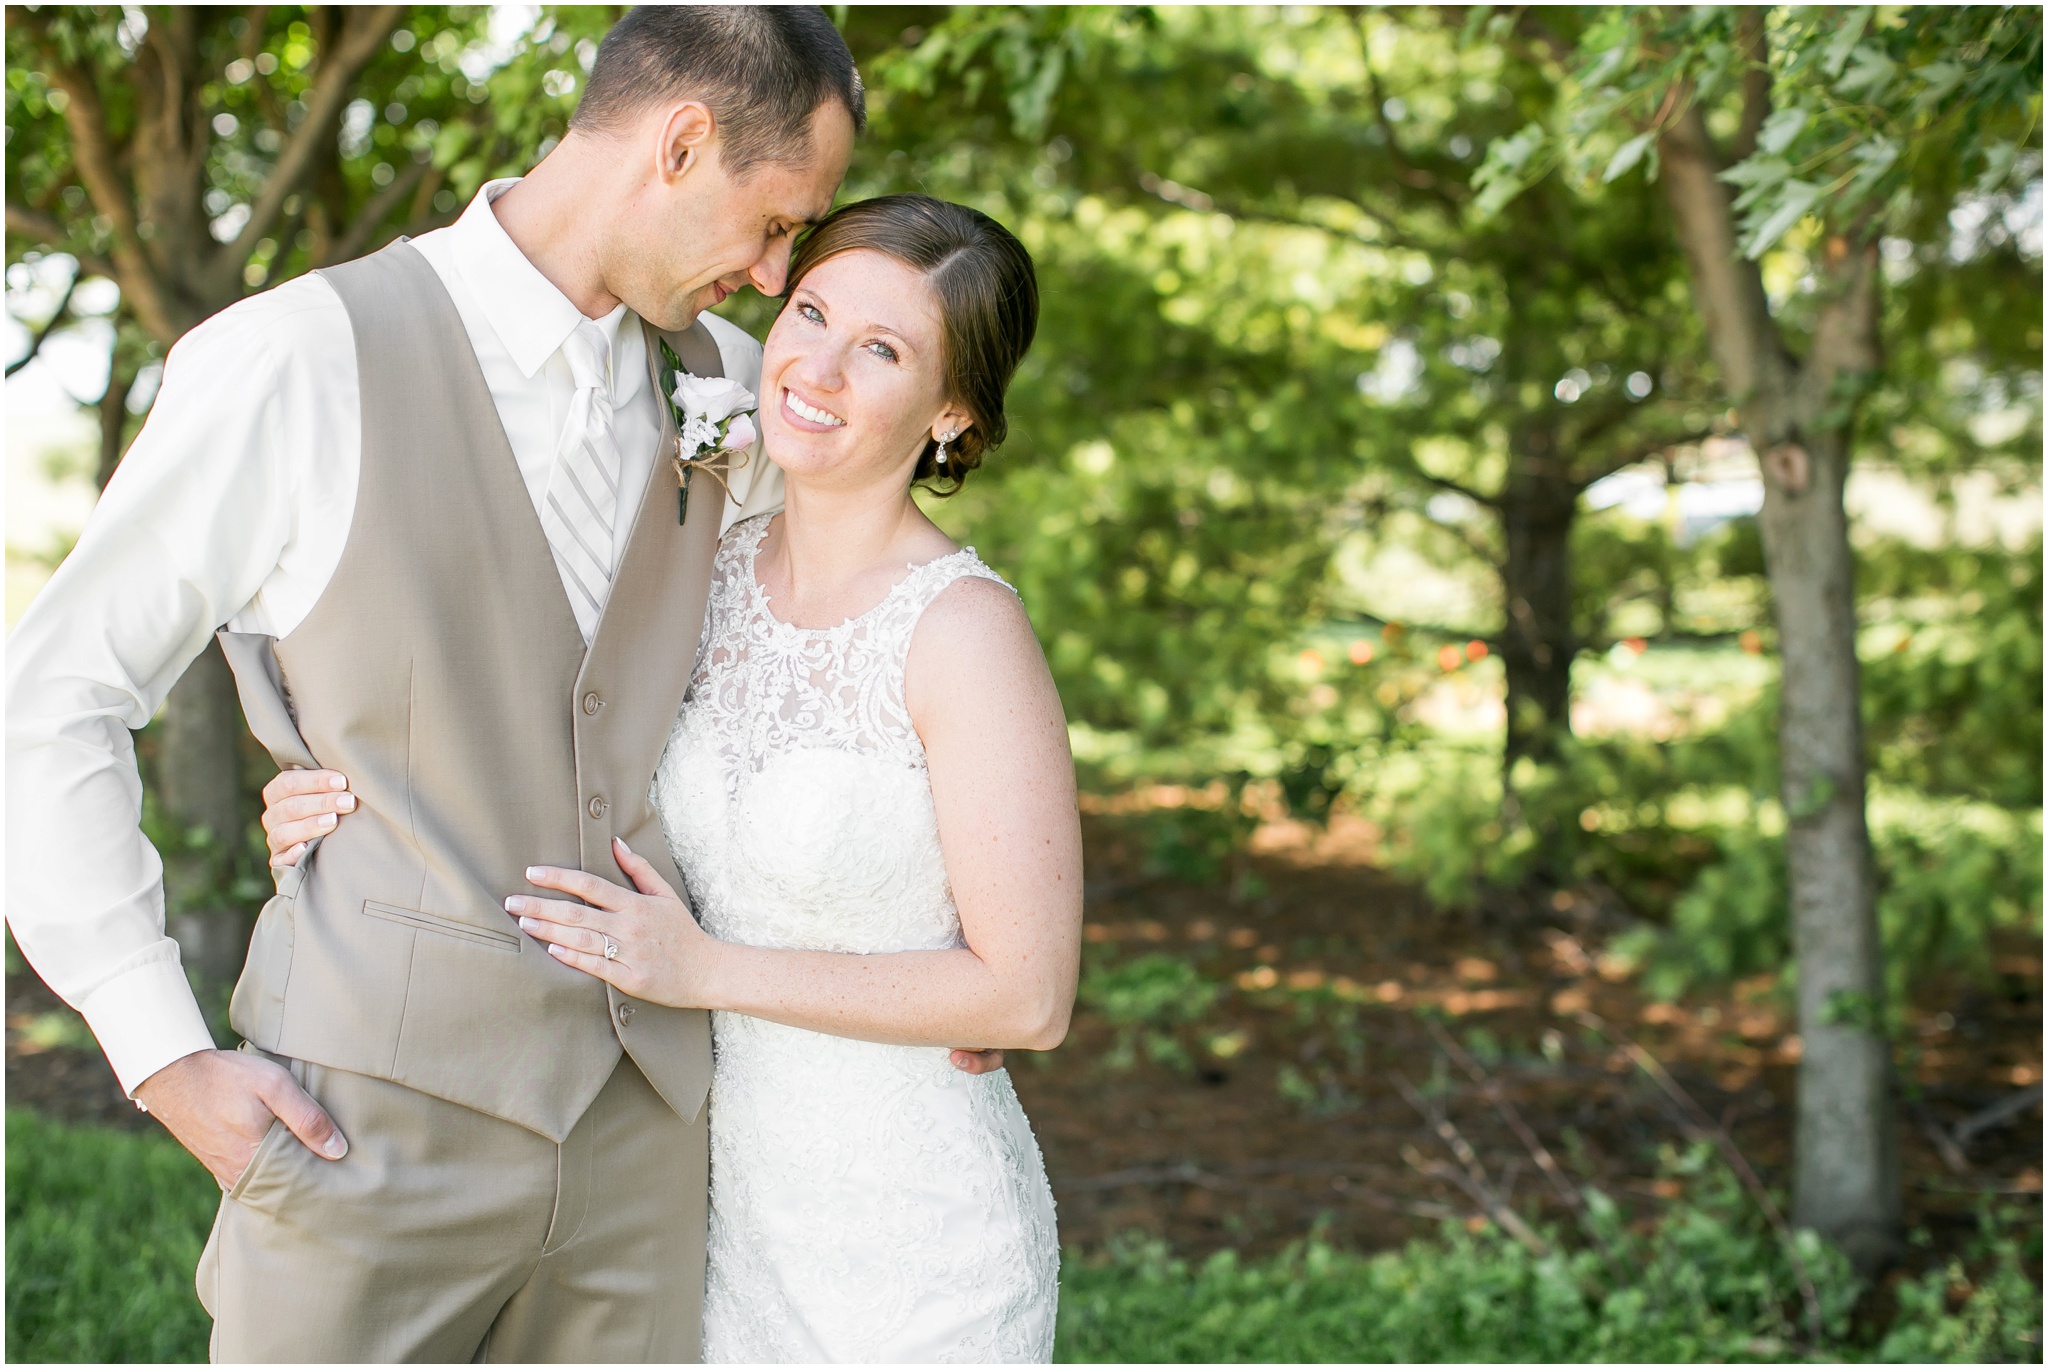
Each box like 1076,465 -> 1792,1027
660,338 -> 759,524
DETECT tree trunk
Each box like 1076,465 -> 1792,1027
1759,419 -> 1899,1271
155,639 -> 254,1015
1498,433 -> 1579,773
1658,104 -> 1900,1271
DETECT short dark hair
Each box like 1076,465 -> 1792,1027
573,6 -> 865,178
784,194 -> 1039,495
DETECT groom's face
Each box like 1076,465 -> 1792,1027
617,101 -> 855,333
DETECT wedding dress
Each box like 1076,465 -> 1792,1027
653,514 -> 1060,1363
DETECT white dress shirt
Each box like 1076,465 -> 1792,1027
5,179 -> 776,1095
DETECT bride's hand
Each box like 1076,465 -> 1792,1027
260,768 -> 355,867
512,838 -> 719,1008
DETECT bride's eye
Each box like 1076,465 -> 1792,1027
797,302 -> 825,324
866,340 -> 899,363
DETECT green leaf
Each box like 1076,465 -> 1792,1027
1601,131 -> 1655,183
1755,106 -> 1808,157
1836,45 -> 1897,98
1821,9 -> 1871,77
1737,178 -> 1826,258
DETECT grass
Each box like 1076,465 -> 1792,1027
6,1110 -> 217,1363
6,1109 -> 2039,1364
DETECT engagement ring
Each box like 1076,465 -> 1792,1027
604,938 -> 620,961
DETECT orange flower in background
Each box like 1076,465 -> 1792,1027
1437,644 -> 1463,671
1465,639 -> 1488,661
1348,639 -> 1374,665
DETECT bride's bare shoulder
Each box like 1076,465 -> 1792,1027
904,570 -> 1057,729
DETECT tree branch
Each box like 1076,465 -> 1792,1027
1574,427 -> 1720,490
1656,96 -> 1794,425
209,4 -> 403,293
1728,8 -> 1772,164
4,267 -> 80,378
3,203 -> 119,281
1347,9 -> 1459,209
324,157 -> 431,265
1410,465 -> 1500,510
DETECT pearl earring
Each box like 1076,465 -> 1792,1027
936,433 -> 954,467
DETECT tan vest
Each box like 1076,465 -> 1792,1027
221,241 -> 731,1141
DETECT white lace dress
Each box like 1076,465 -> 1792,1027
652,515 -> 1060,1364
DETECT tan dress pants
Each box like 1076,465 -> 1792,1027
197,1049 -> 707,1363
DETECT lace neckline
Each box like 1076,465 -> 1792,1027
740,516 -> 979,640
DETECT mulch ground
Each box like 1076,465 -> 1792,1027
10,812 -> 2040,1285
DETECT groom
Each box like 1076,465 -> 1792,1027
8,8 -> 990,1361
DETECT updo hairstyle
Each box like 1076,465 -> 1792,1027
781,193 -> 1038,493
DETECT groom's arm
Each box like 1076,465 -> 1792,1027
5,280 -> 352,1146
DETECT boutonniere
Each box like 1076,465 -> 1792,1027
660,338 -> 758,524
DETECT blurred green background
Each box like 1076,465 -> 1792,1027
6,5 -> 2040,1361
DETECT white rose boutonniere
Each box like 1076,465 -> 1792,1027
661,339 -> 759,523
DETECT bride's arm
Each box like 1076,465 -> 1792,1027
517,576 -> 1083,1052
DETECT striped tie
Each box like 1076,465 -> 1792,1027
542,320 -> 621,643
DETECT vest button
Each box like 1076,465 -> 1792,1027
582,691 -> 602,715
588,795 -> 608,819
616,1002 -> 636,1023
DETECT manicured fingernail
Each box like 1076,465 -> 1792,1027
322,1134 -> 348,1159
318,813 -> 337,829
519,916 -> 539,933
330,774 -> 348,790
526,867 -> 541,880
337,795 -> 356,812
548,945 -> 565,959
504,897 -> 520,913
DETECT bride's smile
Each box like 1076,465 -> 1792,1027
758,247 -> 972,490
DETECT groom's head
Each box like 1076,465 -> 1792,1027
568,6 -> 862,330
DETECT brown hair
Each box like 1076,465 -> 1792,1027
782,194 -> 1039,494
573,7 -> 865,178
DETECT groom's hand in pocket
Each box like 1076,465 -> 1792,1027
133,1048 -> 348,1189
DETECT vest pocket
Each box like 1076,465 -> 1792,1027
361,900 -> 520,952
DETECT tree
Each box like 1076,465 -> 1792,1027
1478,3 -> 2043,1268
836,7 -> 1729,868
4,3 -> 608,1006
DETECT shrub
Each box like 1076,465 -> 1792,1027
1077,951 -> 1221,1072
1057,1167 -> 2041,1363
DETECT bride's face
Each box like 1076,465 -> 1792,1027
760,249 -> 971,492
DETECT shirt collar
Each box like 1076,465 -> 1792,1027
452,178 -> 631,381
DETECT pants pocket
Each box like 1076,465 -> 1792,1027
226,1117 -> 289,1203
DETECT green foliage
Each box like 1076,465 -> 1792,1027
8,1108 -> 2034,1365
1481,8 -> 2043,260
1058,1166 -> 2038,1363
1862,542 -> 2044,809
1134,800 -> 1261,887
1076,951 -> 1221,1073
6,1110 -> 217,1364
1877,1213 -> 2045,1363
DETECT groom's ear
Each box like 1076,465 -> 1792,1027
654,101 -> 718,183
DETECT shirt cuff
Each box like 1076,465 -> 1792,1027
76,958 -> 218,1096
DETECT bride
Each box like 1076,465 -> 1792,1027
262,194 -> 1077,1362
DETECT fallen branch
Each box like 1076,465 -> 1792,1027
1575,1011 -> 1824,1341
1423,1017 -> 1589,1216
1898,1075 -> 1973,1176
1393,1073 -> 1550,1255
1954,1083 -> 2043,1148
